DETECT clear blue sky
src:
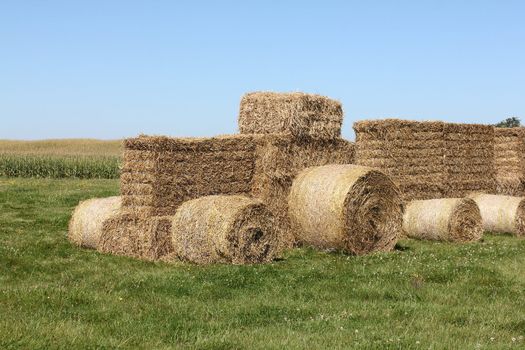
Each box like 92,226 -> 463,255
1,1 -> 524,140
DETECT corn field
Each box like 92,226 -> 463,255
0,154 -> 121,179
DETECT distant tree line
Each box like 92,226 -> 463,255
495,117 -> 521,128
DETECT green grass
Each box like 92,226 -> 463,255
1,178 -> 525,349
0,139 -> 122,179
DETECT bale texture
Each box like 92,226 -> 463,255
443,123 -> 495,197
494,127 -> 525,196
288,164 -> 403,255
121,133 -> 355,249
98,212 -> 175,261
353,119 -> 445,201
68,196 -> 121,249
238,92 -> 343,140
467,193 -> 525,236
251,135 -> 355,247
403,198 -> 483,242
171,195 -> 279,264
121,134 -> 259,217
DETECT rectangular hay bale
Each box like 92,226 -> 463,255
443,123 -> 495,197
238,92 -> 343,140
493,127 -> 525,196
353,119 -> 445,200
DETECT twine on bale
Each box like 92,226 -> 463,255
288,164 -> 403,255
171,195 -> 279,264
403,198 -> 483,242
68,196 -> 121,249
467,193 -> 525,237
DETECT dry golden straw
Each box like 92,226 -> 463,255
238,92 -> 343,140
288,164 -> 403,255
171,195 -> 279,264
403,198 -> 482,242
467,193 -> 525,237
68,196 -> 121,249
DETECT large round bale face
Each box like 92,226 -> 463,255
288,164 -> 403,255
468,193 -> 525,237
171,195 -> 279,265
68,196 -> 121,249
403,198 -> 483,242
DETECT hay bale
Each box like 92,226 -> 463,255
238,92 -> 343,140
353,119 -> 445,201
494,127 -> 525,196
467,193 -> 525,236
443,123 -> 495,197
403,198 -> 482,242
68,196 -> 121,249
171,195 -> 278,264
121,133 -> 354,250
121,134 -> 259,217
98,213 -> 175,261
251,136 -> 355,248
288,164 -> 403,255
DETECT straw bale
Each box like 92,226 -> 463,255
494,127 -> 525,196
251,136 -> 355,247
403,198 -> 482,242
353,119 -> 445,200
496,176 -> 525,196
68,196 -> 121,249
468,193 -> 525,236
98,212 -> 175,261
171,195 -> 278,264
121,134 -> 259,217
288,164 -> 403,255
443,123 -> 495,197
238,92 -> 343,140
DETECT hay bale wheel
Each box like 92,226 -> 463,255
403,198 -> 482,242
68,196 -> 121,249
288,164 -> 403,255
171,195 -> 279,264
467,193 -> 525,237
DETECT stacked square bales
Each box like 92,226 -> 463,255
493,127 -> 525,196
443,123 -> 495,197
353,119 -> 445,201
238,92 -> 355,243
101,92 -> 355,259
354,119 -> 496,200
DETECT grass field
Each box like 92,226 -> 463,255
1,177 -> 525,349
0,139 -> 122,179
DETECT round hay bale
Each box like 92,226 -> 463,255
171,195 -> 278,264
467,193 -> 525,236
288,164 -> 403,255
403,198 -> 482,242
68,196 -> 121,249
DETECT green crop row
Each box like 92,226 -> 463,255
0,154 -> 121,179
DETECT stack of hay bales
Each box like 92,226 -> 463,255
100,134 -> 262,261
493,127 -> 525,196
73,91 -> 355,263
443,123 -> 495,197
353,119 -> 445,200
239,92 -> 355,244
120,134 -> 259,217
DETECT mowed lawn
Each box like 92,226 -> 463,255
1,178 -> 524,349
